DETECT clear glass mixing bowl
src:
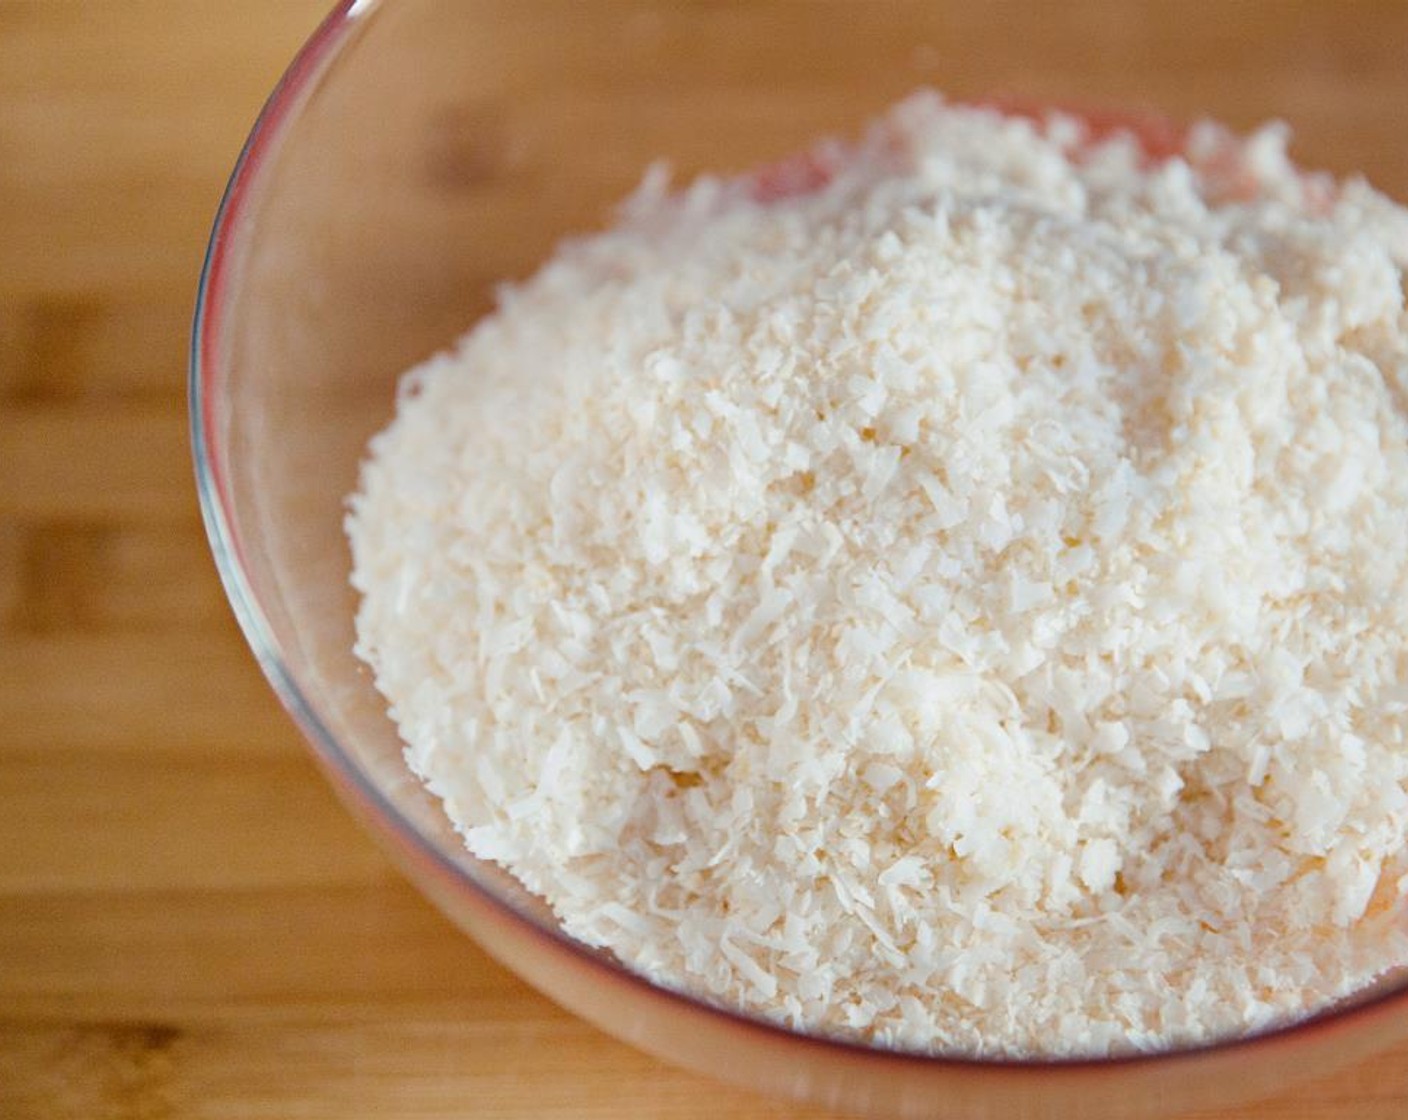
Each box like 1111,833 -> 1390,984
191,3 -> 1408,1115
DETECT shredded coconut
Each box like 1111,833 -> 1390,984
346,92 -> 1408,1058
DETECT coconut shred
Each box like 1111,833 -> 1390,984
346,93 -> 1408,1057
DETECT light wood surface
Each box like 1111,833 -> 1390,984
6,2 -> 1408,1117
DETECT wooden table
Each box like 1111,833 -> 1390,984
4,2 -> 1408,1116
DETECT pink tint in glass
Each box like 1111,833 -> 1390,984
191,3 -> 1408,1115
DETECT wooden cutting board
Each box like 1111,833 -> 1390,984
4,2 -> 1408,1116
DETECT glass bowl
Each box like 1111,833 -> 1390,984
191,3 -> 1408,1115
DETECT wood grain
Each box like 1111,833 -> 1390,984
4,2 -> 1408,1117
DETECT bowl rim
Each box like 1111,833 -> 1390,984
189,0 -> 1408,1077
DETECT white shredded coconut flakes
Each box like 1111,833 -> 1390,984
347,92 -> 1408,1058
